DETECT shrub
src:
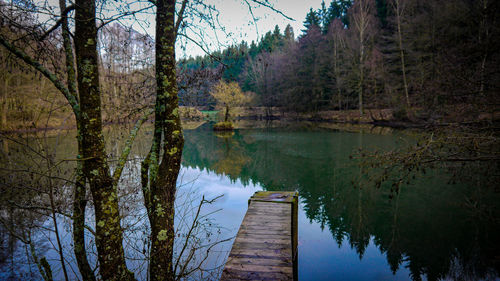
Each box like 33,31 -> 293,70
213,121 -> 234,131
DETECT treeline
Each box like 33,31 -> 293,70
2,0 -> 499,128
181,0 -> 500,120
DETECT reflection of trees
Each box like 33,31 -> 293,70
182,128 -> 500,281
212,134 -> 250,178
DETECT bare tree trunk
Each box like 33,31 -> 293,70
225,104 -> 230,122
359,35 -> 364,116
478,0 -> 489,97
352,0 -> 373,116
144,0 -> 184,280
74,0 -> 133,280
393,0 -> 410,109
334,39 -> 342,110
1,76 -> 8,130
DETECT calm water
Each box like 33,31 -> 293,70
0,122 -> 499,280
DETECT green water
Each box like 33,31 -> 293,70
0,122 -> 498,280
181,124 -> 500,281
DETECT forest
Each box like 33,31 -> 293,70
2,0 -> 498,130
179,0 -> 499,122
0,0 -> 499,280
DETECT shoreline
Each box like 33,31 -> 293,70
1,107 -> 498,134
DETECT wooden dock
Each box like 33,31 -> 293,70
221,191 -> 298,280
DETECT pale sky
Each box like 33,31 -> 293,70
176,0 -> 325,58
39,0 -> 325,58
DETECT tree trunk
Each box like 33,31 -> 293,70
225,104 -> 230,122
333,37 -> 342,111
74,0 -> 133,280
1,76 -> 8,130
58,0 -> 95,278
146,0 -> 184,280
359,37 -> 364,116
395,0 -> 410,109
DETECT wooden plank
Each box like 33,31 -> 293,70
249,202 -> 290,208
247,204 -> 290,210
221,268 -> 292,280
225,256 -> 292,267
237,231 -> 291,237
231,242 -> 290,251
237,226 -> 289,232
234,237 -> 290,244
241,222 -> 289,228
228,249 -> 292,259
224,264 -> 293,274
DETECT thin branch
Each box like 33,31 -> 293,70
174,194 -> 224,277
38,4 -> 76,41
7,201 -> 97,236
112,108 -> 154,185
0,35 -> 80,118
97,5 -> 155,30
177,33 -> 227,67
174,195 -> 205,275
243,0 -> 260,38
250,0 -> 294,21
175,0 -> 189,40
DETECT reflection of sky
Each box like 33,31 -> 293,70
183,166 -> 414,281
179,166 -> 263,236
1,165 -> 416,281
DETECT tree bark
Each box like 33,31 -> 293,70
1,76 -> 8,130
74,0 -> 133,280
146,0 -> 184,280
359,32 -> 364,116
225,104 -> 229,122
57,0 -> 96,279
394,0 -> 410,109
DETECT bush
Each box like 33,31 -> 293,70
213,121 -> 234,131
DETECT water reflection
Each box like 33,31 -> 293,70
182,126 -> 500,281
0,124 -> 498,280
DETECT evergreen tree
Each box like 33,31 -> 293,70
303,8 -> 321,34
319,1 -> 329,34
376,0 -> 388,27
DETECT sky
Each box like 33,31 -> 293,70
176,0 -> 325,58
39,0 -> 325,58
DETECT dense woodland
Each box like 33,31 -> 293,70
180,0 -> 499,121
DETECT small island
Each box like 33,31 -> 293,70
210,80 -> 254,131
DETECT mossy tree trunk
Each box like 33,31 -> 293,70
58,0 -> 96,279
74,0 -> 133,280
225,104 -> 230,122
142,0 -> 184,280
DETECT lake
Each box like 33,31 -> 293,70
0,122 -> 498,280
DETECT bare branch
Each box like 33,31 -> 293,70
0,35 -> 80,118
177,32 -> 227,67
97,5 -> 155,30
250,0 -> 294,21
112,108 -> 154,185
38,4 -> 75,41
175,0 -> 189,40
